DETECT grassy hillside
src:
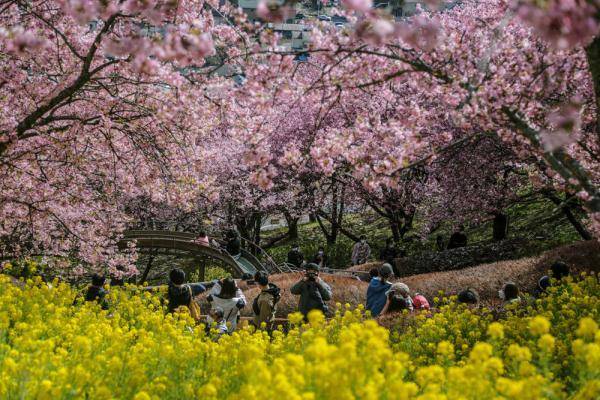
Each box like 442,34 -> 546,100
263,193 -> 587,268
232,240 -> 600,318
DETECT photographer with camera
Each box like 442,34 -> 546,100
290,263 -> 333,318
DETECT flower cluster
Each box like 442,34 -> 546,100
0,274 -> 598,399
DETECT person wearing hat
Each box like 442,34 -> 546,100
457,288 -> 480,306
380,282 -> 413,315
290,263 -> 332,317
366,263 -> 393,317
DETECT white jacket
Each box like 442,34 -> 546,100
206,282 -> 247,333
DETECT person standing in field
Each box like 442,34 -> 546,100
313,246 -> 328,268
290,263 -> 332,318
352,235 -> 371,266
252,271 -> 281,330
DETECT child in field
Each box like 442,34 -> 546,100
412,292 -> 430,311
206,307 -> 228,338
368,267 -> 379,282
535,261 -> 570,297
381,282 -> 414,316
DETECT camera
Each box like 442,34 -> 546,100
305,271 -> 318,281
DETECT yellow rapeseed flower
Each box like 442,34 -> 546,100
487,322 -> 505,340
529,316 -> 551,336
576,317 -> 598,341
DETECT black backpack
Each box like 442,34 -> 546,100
252,284 -> 281,315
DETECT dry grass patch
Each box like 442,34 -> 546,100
201,241 -> 600,316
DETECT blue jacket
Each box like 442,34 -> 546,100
366,278 -> 392,317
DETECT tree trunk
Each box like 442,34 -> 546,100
329,179 -> 339,245
585,36 -> 600,145
544,191 -> 593,240
389,221 -> 401,244
316,210 -> 360,242
283,211 -> 299,241
252,212 -> 262,255
138,254 -> 155,284
315,212 -> 335,245
492,213 -> 509,241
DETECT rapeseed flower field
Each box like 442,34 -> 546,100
0,273 -> 598,399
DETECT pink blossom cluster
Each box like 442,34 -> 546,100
516,0 -> 599,49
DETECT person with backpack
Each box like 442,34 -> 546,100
166,268 -> 207,315
206,277 -> 246,333
252,271 -> 281,330
366,263 -> 393,317
290,263 -> 332,318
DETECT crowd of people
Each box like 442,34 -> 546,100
74,222 -> 568,336
82,256 -> 572,338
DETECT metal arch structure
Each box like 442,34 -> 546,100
118,230 -> 371,281
118,230 -> 268,278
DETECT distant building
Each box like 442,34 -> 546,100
266,23 -> 311,51
376,1 -> 459,19
261,214 -> 311,231
233,0 -> 297,22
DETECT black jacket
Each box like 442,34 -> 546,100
290,279 -> 332,316
226,237 -> 241,256
84,286 -> 109,310
447,232 -> 467,249
380,246 -> 399,263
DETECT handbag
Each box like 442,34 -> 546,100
187,285 -> 202,322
